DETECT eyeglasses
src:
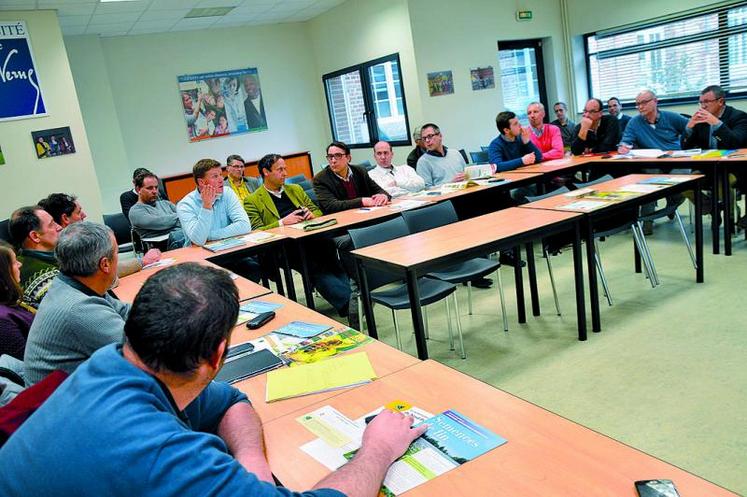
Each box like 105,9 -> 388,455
421,132 -> 440,141
699,97 -> 722,106
635,98 -> 654,107
326,153 -> 347,161
584,108 -> 601,114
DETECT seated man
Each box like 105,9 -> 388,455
571,98 -> 620,155
551,102 -> 576,148
8,206 -> 62,309
120,167 -> 151,220
527,102 -> 564,160
245,154 -> 351,317
225,154 -> 262,203
0,263 -> 425,497
488,111 -> 542,172
406,126 -> 426,169
607,97 -> 631,134
177,158 -> 259,281
416,123 -> 467,187
619,89 -> 690,233
368,140 -> 425,197
23,221 -> 129,385
129,172 -> 186,251
313,141 -> 390,214
39,192 -> 161,275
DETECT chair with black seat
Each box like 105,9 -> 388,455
469,151 -> 489,165
524,186 -> 571,316
572,175 -> 657,305
348,217 -> 466,358
0,219 -> 10,243
103,213 -> 134,253
400,201 -> 508,332
286,174 -> 318,203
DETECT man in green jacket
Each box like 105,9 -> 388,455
244,154 -> 351,319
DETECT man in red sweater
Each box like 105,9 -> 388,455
527,102 -> 565,161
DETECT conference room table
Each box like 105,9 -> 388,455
519,173 -> 705,334
113,245 -> 272,302
351,207 -> 586,360
230,292 -> 419,423
263,359 -> 738,496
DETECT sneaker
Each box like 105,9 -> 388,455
499,251 -> 526,268
463,277 -> 493,289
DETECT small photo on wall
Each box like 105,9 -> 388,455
427,71 -> 454,97
470,66 -> 495,91
31,126 -> 75,159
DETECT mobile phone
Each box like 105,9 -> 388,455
635,479 -> 680,497
247,311 -> 276,329
226,341 -> 255,359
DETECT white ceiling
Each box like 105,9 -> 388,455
0,0 -> 347,37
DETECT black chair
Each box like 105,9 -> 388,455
0,219 -> 10,243
286,174 -> 318,203
525,187 -> 571,316
469,151 -> 489,164
400,201 -> 508,332
103,213 -> 134,253
572,175 -> 656,305
348,217 -> 465,358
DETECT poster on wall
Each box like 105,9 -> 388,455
177,67 -> 267,142
427,71 -> 454,97
31,126 -> 75,159
470,66 -> 495,91
0,21 -> 47,121
0,144 -> 5,165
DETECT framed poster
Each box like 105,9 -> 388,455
427,71 -> 454,97
470,66 -> 495,90
0,21 -> 47,121
31,126 -> 75,159
177,67 -> 267,142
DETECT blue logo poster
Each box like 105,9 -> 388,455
0,21 -> 47,121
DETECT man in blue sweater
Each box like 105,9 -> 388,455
488,111 -> 543,171
0,263 -> 427,497
618,90 -> 689,233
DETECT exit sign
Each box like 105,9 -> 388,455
516,10 -> 533,21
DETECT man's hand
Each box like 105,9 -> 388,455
521,152 -> 536,165
689,108 -> 720,127
371,194 -> 389,206
200,184 -> 218,209
520,126 -> 532,144
142,249 -> 161,267
281,210 -> 306,226
452,172 -> 466,182
360,410 -> 428,465
618,143 -> 632,154
300,206 -> 314,220
579,116 -> 593,131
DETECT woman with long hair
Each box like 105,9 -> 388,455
0,241 -> 34,360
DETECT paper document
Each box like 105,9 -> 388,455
464,164 -> 493,180
389,200 -> 430,211
142,257 -> 176,270
629,149 -> 665,158
671,149 -> 702,157
236,300 -> 283,325
265,352 -> 377,402
242,231 -> 279,243
541,158 -> 572,166
616,184 -> 665,194
203,237 -> 246,252
557,199 -> 610,212
564,188 -> 594,197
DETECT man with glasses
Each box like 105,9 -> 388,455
607,97 -> 631,134
224,154 -> 261,203
571,98 -> 620,155
416,123 -> 468,188
619,90 -> 689,234
682,85 -> 747,224
551,102 -> 576,148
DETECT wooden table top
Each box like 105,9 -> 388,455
351,207 -> 582,270
263,360 -> 738,496
520,174 -> 703,213
231,293 -> 419,423
505,155 -> 596,174
113,246 -> 271,302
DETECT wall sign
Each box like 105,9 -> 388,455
0,21 -> 47,121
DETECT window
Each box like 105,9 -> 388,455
498,40 -> 549,121
586,2 -> 747,104
323,54 -> 411,148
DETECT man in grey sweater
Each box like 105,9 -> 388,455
129,172 -> 186,250
415,123 -> 467,188
24,222 -> 130,385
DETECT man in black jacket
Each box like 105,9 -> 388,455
313,141 -> 390,214
571,98 -> 620,155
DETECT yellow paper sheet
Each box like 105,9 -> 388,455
266,352 -> 377,402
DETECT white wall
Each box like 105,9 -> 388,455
0,10 -> 103,222
65,22 -> 330,213
307,0 -> 422,165
407,0 -> 569,153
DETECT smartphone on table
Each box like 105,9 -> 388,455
635,479 -> 680,497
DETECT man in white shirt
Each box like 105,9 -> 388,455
368,141 -> 425,197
